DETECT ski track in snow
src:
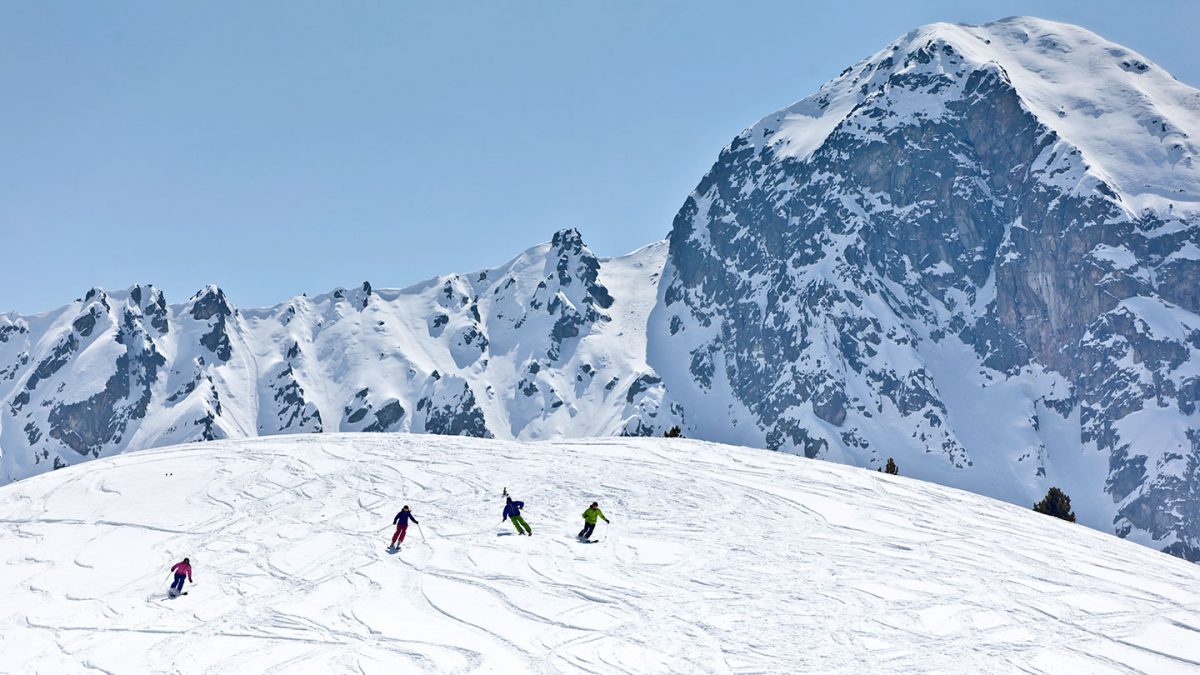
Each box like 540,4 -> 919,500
2,434 -> 1200,673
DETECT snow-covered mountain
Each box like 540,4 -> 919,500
650,16 -> 1200,560
0,230 -> 680,484
3,16 -> 1200,563
3,433 -> 1200,673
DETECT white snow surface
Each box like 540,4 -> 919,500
2,433 -> 1200,674
747,16 -> 1200,217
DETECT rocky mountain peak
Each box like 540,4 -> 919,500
188,284 -> 233,321
547,228 -> 613,310
186,285 -> 235,361
550,227 -> 585,252
125,284 -> 170,334
656,18 -> 1200,561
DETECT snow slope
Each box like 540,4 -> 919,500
2,434 -> 1199,673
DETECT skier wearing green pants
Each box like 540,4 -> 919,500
503,496 -> 532,536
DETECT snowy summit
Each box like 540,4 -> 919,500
2,434 -> 1200,673
747,17 -> 1200,217
656,15 -> 1200,560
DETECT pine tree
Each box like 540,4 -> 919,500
885,458 -> 899,475
1033,487 -> 1076,523
663,426 -> 683,438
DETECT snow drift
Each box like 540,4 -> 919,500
1,434 -> 1199,673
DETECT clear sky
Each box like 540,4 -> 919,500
2,0 -> 1198,314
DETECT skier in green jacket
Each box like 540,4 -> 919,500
578,502 -> 609,541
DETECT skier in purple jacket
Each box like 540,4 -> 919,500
390,505 -> 419,548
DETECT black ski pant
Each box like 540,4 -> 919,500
578,522 -> 596,540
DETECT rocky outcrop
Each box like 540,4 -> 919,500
415,375 -> 490,438
189,286 -> 234,362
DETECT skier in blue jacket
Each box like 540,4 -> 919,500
503,496 -> 532,536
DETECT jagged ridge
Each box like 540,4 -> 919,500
0,231 -> 680,484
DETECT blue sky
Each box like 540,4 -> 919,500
2,0 -> 1197,314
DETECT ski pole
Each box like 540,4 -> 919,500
157,552 -> 177,591
417,523 -> 427,543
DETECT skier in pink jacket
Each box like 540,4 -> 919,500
169,557 -> 193,596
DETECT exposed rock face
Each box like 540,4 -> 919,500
489,227 -> 615,362
652,17 -> 1200,559
189,286 -> 234,362
266,364 -> 323,434
415,377 -> 489,438
2,288 -> 169,468
339,388 -> 403,433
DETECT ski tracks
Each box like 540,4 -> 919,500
3,434 -> 1200,672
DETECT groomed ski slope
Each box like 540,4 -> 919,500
2,435 -> 1199,673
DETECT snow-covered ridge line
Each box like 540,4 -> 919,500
3,433 -> 1199,673
3,239 -> 661,323
745,16 -> 1200,218
0,230 -> 680,485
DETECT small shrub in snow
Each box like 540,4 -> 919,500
1033,487 -> 1076,523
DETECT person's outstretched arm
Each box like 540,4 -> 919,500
411,515 -> 419,524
